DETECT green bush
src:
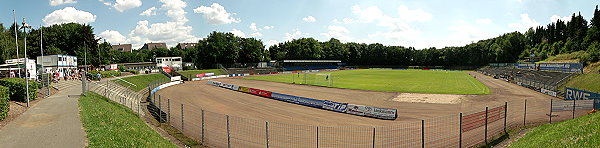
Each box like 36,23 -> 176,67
0,78 -> 39,102
126,69 -> 139,74
0,85 -> 9,121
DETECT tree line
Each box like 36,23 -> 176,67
0,5 -> 599,69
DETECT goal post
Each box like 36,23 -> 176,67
302,73 -> 332,86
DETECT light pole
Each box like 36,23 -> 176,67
41,25 -> 49,97
13,10 -> 21,78
21,18 -> 32,107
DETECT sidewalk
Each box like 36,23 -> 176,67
0,84 -> 86,148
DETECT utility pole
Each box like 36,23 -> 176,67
82,42 -> 87,96
22,18 -> 31,107
41,25 -> 49,97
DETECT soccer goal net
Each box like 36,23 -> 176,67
294,73 -> 332,86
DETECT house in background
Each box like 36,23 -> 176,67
176,43 -> 197,49
156,57 -> 182,70
141,42 -> 167,50
36,54 -> 78,78
111,44 -> 133,52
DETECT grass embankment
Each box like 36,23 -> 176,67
113,74 -> 168,91
176,69 -> 227,78
509,112 -> 599,148
244,69 -> 490,94
563,73 -> 600,93
536,51 -> 585,63
79,92 -> 177,148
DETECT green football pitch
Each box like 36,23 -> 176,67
243,69 -> 490,95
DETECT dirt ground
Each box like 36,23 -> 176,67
0,88 -> 58,129
156,71 -> 563,127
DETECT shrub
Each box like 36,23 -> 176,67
0,78 -> 39,102
126,69 -> 139,74
89,70 -> 122,80
0,85 -> 9,121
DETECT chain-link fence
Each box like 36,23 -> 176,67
145,79 -> 598,148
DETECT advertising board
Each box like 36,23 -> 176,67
238,86 -> 250,93
249,88 -> 272,98
538,63 -> 583,72
540,88 -> 557,97
514,63 -> 536,69
565,87 -> 600,100
322,100 -> 347,112
270,93 -> 324,108
346,104 -> 366,116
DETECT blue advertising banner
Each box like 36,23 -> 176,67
322,100 -> 348,112
539,63 -> 583,72
565,87 -> 600,100
595,99 -> 600,109
270,93 -> 324,108
514,63 -> 536,69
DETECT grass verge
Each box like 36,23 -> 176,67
563,73 -> 600,93
244,69 -> 490,94
176,69 -> 227,78
113,74 -> 168,91
79,92 -> 177,148
508,112 -> 600,148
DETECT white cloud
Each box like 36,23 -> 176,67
476,18 -> 493,25
250,32 -> 263,37
249,23 -> 258,31
194,3 -> 240,25
113,0 -> 142,12
98,30 -> 127,44
265,40 -> 278,47
446,25 -> 492,46
321,25 -> 352,42
229,28 -> 246,38
550,15 -> 571,23
508,13 -> 540,32
397,5 -> 432,22
140,7 -> 157,16
302,16 -> 317,22
160,0 -> 188,23
50,0 -> 77,6
43,7 -> 96,26
263,26 -> 274,30
128,20 -> 199,48
332,18 -> 356,24
98,0 -> 112,6
284,29 -> 309,41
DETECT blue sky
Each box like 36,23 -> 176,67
1,0 -> 598,49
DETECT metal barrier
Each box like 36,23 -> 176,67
146,78 -> 598,148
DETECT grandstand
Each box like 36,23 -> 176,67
478,67 -> 575,97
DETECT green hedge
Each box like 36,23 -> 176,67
0,85 -> 9,121
0,78 -> 39,102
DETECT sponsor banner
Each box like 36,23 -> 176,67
243,74 -> 250,76
270,93 -> 324,108
373,107 -> 397,120
364,106 -> 378,118
565,87 -> 600,100
162,67 -> 172,73
231,85 -> 240,91
539,63 -> 583,72
540,88 -> 557,97
238,86 -> 250,93
462,105 -> 505,132
514,63 -> 536,69
346,104 -> 366,116
151,81 -> 183,94
170,76 -> 181,81
270,72 -> 279,74
249,88 -> 272,98
196,73 -> 205,77
551,100 -> 595,112
595,99 -> 600,109
322,100 -> 348,112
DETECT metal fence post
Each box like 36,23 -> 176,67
504,102 -> 508,134
549,100 -> 553,123
168,99 -> 171,123
421,120 -> 425,148
572,99 -> 576,119
316,126 -> 319,148
485,106 -> 488,145
266,121 -> 269,148
201,109 -> 205,144
523,99 -> 527,126
181,104 -> 184,131
227,115 -> 231,148
372,127 -> 375,148
459,112 -> 462,148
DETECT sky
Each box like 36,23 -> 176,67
1,0 -> 599,49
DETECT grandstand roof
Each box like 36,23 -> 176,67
280,60 -> 341,63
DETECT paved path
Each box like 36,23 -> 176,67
0,85 -> 86,148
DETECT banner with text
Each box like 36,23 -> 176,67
565,87 -> 600,100
538,63 -> 583,72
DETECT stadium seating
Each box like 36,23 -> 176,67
477,67 -> 575,95
282,65 -> 338,71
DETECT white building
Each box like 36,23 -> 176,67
156,57 -> 182,69
0,58 -> 37,79
36,54 -> 78,77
